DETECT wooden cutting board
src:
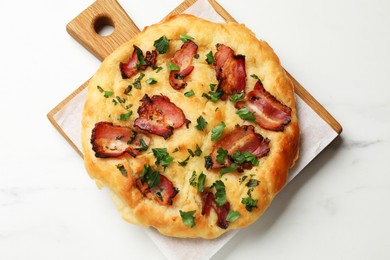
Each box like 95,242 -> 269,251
47,0 -> 342,156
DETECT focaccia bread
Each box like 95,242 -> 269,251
81,14 -> 299,239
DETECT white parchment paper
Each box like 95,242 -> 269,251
52,0 -> 338,259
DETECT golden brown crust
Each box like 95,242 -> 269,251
81,14 -> 299,239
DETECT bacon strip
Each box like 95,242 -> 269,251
236,81 -> 292,131
207,125 -> 270,170
120,45 -> 157,79
169,40 -> 198,90
136,174 -> 178,205
134,95 -> 187,139
201,192 -> 230,229
91,122 -> 150,158
214,44 -> 246,97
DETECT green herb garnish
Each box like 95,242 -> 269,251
178,156 -> 190,167
142,165 -> 160,188
195,116 -> 208,131
179,210 -> 196,228
116,164 -> 128,177
220,163 -> 237,176
189,171 -> 197,187
209,83 -> 217,91
117,111 -> 132,121
226,210 -> 240,222
146,78 -> 157,84
202,90 -> 224,103
152,148 -> 173,169
206,51 -> 214,64
197,172 -> 206,192
184,90 -> 195,97
179,34 -> 194,42
213,180 -> 226,206
194,53 -> 199,59
154,66 -> 163,73
232,151 -> 259,166
241,197 -> 258,212
211,121 -> 226,141
236,107 -> 256,122
246,179 -> 260,187
156,191 -> 163,201
124,85 -> 132,95
136,138 -> 149,152
216,148 -> 228,163
136,47 -> 146,67
133,72 -> 145,89
154,35 -> 170,54
204,155 -> 213,170
229,92 -> 245,102
168,62 -> 180,71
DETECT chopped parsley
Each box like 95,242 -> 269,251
229,92 -> 245,103
154,66 -> 163,73
156,191 -> 163,201
142,165 -> 160,188
194,53 -> 199,59
124,85 -> 132,95
97,86 -> 114,98
189,171 -> 197,187
241,197 -> 258,212
152,148 -> 173,169
168,62 -> 180,71
154,35 -> 170,54
202,90 -> 224,103
184,90 -> 195,97
216,148 -> 228,163
246,179 -> 260,187
209,83 -> 217,91
194,115 -> 208,131
135,138 -> 149,152
250,74 -> 262,84
213,180 -> 226,207
146,78 -> 157,84
179,210 -> 196,228
226,210 -> 240,222
179,34 -> 194,42
133,73 -> 145,89
232,151 -> 259,166
239,175 -> 248,185
127,130 -> 137,144
211,121 -> 226,141
236,107 -> 256,122
197,172 -> 206,192
205,51 -> 214,64
188,144 -> 202,157
204,155 -> 213,170
116,164 -> 128,177
135,47 -> 146,67
117,111 -> 132,121
220,163 -> 237,176
178,156 -> 190,167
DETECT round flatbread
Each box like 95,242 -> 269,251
82,14 -> 299,239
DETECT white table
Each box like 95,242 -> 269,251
1,0 -> 389,259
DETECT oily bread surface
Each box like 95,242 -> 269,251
82,14 -> 299,239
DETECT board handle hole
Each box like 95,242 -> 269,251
94,15 -> 115,37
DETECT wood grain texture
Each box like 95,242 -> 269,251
48,0 -> 342,156
66,0 -> 139,61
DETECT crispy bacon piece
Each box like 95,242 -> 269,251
169,40 -> 198,90
207,125 -> 270,170
120,45 -> 157,79
202,192 -> 230,229
134,94 -> 187,139
214,44 -> 246,97
236,81 -> 292,131
136,174 -> 178,206
91,122 -> 150,158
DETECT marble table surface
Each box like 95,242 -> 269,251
1,0 -> 389,259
